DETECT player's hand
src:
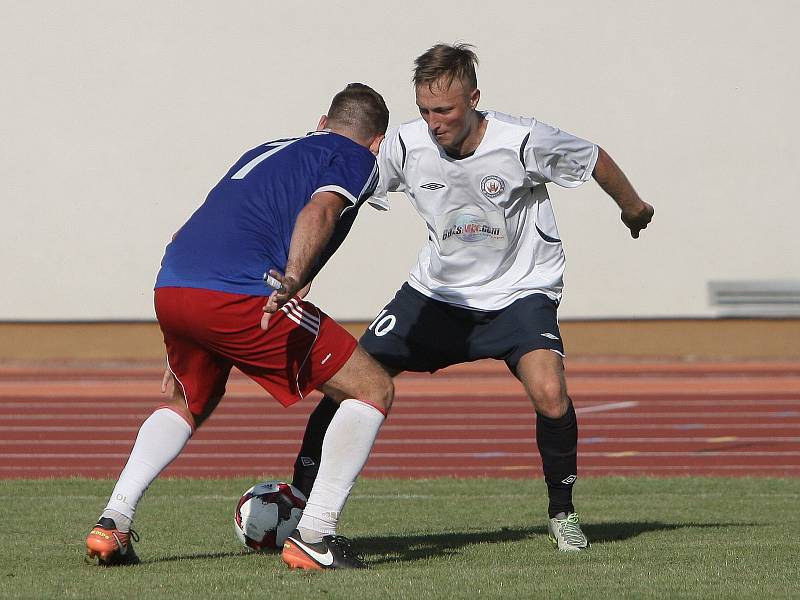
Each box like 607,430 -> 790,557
621,201 -> 654,239
261,270 -> 302,330
264,269 -> 301,308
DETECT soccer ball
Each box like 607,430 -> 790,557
233,481 -> 306,550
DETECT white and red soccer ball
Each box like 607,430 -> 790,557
233,481 -> 306,550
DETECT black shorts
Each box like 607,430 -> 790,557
359,283 -> 564,374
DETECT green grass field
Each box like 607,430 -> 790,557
1,477 -> 798,599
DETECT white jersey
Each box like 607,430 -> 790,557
368,111 -> 598,311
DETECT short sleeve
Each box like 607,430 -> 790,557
314,143 -> 379,207
367,127 -> 405,211
523,120 -> 599,188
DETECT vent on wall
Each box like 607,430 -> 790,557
708,280 -> 800,317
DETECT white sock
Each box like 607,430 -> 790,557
101,407 -> 192,530
297,399 -> 384,541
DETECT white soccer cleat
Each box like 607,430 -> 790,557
548,512 -> 590,552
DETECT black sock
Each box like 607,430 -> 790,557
291,395 -> 339,498
536,398 -> 578,518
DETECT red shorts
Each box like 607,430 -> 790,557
154,287 -> 357,415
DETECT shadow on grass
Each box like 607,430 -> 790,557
132,521 -> 754,566
359,520 -> 754,564
583,520 -> 753,544
140,550 -> 253,565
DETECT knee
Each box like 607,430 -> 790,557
160,398 -> 199,431
530,378 -> 568,418
331,374 -> 393,416
166,386 -> 213,430
382,376 -> 395,411
369,372 -> 394,413
324,350 -> 395,415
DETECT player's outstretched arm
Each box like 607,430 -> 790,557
592,147 -> 654,238
264,191 -> 347,314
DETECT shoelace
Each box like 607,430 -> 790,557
559,514 -> 586,546
328,536 -> 367,566
113,528 -> 140,547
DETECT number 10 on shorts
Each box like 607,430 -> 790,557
368,310 -> 396,337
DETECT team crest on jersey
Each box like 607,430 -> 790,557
480,175 -> 505,198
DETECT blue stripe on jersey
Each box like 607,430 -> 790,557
155,131 -> 378,296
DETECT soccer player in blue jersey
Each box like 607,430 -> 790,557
86,83 -> 391,570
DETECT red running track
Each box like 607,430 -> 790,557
1,359 -> 799,479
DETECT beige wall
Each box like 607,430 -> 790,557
2,1 -> 799,321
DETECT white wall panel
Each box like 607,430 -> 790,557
1,1 -> 797,319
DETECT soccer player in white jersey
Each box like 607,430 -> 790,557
292,44 -> 654,551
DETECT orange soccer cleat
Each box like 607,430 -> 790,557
85,518 -> 140,566
281,530 -> 367,570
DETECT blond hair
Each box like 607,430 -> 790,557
413,43 -> 479,91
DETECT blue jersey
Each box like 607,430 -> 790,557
155,131 -> 379,296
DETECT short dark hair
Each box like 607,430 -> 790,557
327,83 -> 389,140
413,43 -> 479,92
